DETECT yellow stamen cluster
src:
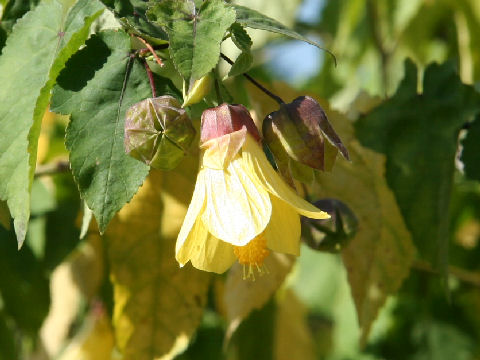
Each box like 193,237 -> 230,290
234,233 -> 270,280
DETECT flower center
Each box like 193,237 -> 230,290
233,233 -> 270,280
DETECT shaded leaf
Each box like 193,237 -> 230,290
274,290 -> 315,360
461,114 -> 480,182
223,253 -> 294,341
314,108 -> 416,342
0,200 -> 10,230
52,30 -> 177,233
355,60 -> 480,270
230,23 -> 252,52
229,298 -> 276,360
232,4 -> 336,65
58,308 -> 114,360
0,0 -> 104,246
105,163 -> 211,360
147,0 -> 236,81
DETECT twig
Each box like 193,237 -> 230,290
143,59 -> 157,98
220,53 -> 285,105
367,0 -> 389,96
34,160 -> 70,177
135,35 -> 164,67
412,259 -> 480,288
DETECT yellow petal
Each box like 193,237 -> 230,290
264,195 -> 301,256
201,127 -> 247,170
175,170 -> 206,254
201,157 -> 272,245
241,135 -> 330,220
176,217 -> 236,274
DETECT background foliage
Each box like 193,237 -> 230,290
1,0 -> 480,359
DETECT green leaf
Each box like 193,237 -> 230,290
147,0 -> 236,81
228,51 -> 253,77
0,0 -> 105,247
355,60 -> 480,270
0,0 -> 41,49
461,114 -> 480,182
99,0 -> 167,44
232,4 -> 336,65
51,30 -> 176,233
230,23 -> 252,52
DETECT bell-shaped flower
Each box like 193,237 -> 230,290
176,103 -> 330,278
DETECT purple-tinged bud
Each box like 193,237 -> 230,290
124,95 -> 195,170
200,103 -> 261,143
263,96 -> 349,172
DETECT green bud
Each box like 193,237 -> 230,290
263,96 -> 349,172
124,96 -> 195,170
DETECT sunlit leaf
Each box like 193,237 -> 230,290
147,0 -> 236,81
0,0 -> 104,246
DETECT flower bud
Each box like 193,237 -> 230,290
200,103 -> 261,143
124,95 -> 195,170
263,96 -> 349,172
302,198 -> 357,253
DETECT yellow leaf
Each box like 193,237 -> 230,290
37,106 -> 55,164
223,253 -> 295,342
58,309 -> 114,360
105,157 -> 211,360
314,109 -> 416,343
274,290 -> 316,360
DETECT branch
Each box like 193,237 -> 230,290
220,53 -> 285,105
34,160 -> 70,177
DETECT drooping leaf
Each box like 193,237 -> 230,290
227,23 -> 253,77
461,114 -> 480,182
355,60 -> 480,271
99,0 -> 167,44
232,4 -> 336,65
230,23 -> 252,52
0,0 -> 105,246
51,30 -> 177,233
223,254 -> 295,341
147,0 -> 236,81
105,162 -> 211,360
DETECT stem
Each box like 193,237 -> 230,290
214,78 -> 223,104
412,259 -> 480,288
143,59 -> 157,98
220,53 -> 285,105
135,35 -> 164,67
35,160 -> 70,177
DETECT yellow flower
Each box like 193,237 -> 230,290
175,104 -> 330,278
